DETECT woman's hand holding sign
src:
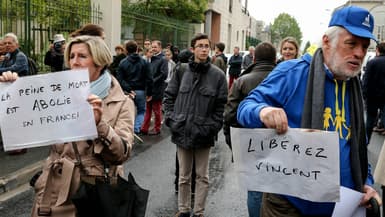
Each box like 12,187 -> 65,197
87,94 -> 102,125
0,71 -> 18,82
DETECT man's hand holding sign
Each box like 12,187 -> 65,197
235,5 -> 383,216
235,104 -> 382,215
232,127 -> 340,202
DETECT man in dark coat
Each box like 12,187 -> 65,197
228,46 -> 242,89
224,42 -> 276,217
0,33 -> 29,76
362,41 -> 385,141
140,40 -> 168,135
44,34 -> 66,72
164,33 -> 228,217
116,40 -> 153,135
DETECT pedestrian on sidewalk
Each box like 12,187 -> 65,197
242,45 -> 255,70
224,42 -> 277,217
237,6 -> 381,217
276,36 -> 299,64
228,46 -> 242,90
173,49 -> 196,195
362,41 -> 385,142
116,40 -> 153,135
0,33 -> 29,76
164,33 -> 228,217
0,38 -> 6,65
211,42 -> 227,74
1,32 -> 31,154
44,33 -> 66,72
140,40 -> 168,136
28,35 -> 135,217
109,44 -> 126,77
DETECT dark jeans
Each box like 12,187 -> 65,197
247,191 -> 262,217
133,90 -> 146,134
365,99 -> 385,142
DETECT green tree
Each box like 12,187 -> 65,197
270,13 -> 302,47
246,36 -> 261,49
123,0 -> 208,23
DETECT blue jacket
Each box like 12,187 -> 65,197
0,49 -> 29,76
237,53 -> 373,216
116,53 -> 153,96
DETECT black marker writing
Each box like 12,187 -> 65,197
19,85 -> 44,96
50,84 -> 62,92
39,112 -> 80,125
68,81 -> 88,89
1,92 -> 11,101
6,106 -> 19,114
32,97 -> 71,111
255,161 -> 321,180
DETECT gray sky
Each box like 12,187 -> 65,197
246,0 -> 347,45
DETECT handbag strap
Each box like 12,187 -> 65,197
72,142 -> 87,175
72,141 -> 110,182
37,158 -> 75,215
37,167 -> 54,216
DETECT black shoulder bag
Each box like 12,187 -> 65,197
71,142 -> 150,217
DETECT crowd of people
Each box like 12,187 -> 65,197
1,4 -> 385,217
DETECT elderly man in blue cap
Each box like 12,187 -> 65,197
237,5 -> 381,217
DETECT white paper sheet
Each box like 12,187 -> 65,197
231,128 -> 340,202
0,69 -> 97,150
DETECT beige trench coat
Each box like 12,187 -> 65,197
30,76 -> 135,217
374,140 -> 385,186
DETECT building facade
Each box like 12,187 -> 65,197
205,0 -> 252,53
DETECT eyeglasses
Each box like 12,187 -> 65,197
195,44 -> 210,50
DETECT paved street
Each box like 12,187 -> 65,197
0,128 -> 384,217
0,128 -> 247,217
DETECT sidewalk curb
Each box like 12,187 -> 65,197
0,160 -> 44,203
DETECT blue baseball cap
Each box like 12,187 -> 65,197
328,6 -> 377,41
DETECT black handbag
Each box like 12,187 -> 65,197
72,173 -> 149,217
70,142 -> 149,217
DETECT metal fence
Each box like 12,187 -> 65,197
121,8 -> 196,50
0,0 -> 102,71
1,1 -> 196,71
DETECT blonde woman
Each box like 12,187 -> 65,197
28,35 -> 135,217
277,36 -> 299,64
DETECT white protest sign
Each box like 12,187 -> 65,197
0,69 -> 97,151
231,128 -> 340,202
332,186 -> 365,217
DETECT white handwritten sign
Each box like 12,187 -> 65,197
0,69 -> 97,151
231,128 -> 340,202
